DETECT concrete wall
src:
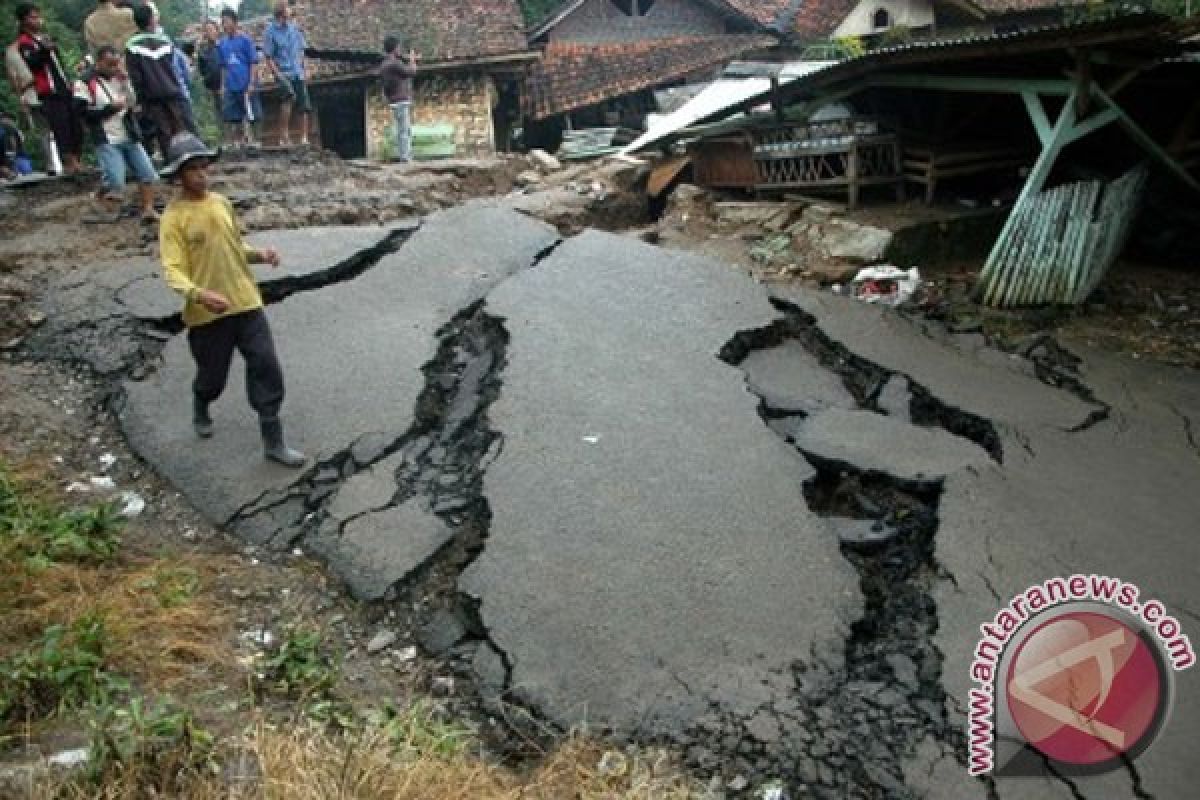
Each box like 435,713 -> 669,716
367,72 -> 496,159
548,0 -> 726,43
833,0 -> 934,38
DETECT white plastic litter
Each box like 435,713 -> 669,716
98,452 -> 117,470
851,266 -> 921,307
88,475 -> 116,491
582,435 -> 601,444
48,748 -> 90,768
117,490 -> 145,518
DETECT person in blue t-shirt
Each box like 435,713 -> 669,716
216,7 -> 257,146
263,1 -> 312,147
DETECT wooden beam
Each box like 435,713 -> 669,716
1022,91 -> 1053,147
865,75 -> 1073,95
1091,85 -> 1200,194
1063,107 -> 1119,146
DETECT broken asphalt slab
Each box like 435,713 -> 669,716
772,287 -> 1099,432
792,408 -> 991,484
462,230 -> 862,735
119,204 -> 559,525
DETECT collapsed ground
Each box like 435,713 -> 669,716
2,151 -> 1199,800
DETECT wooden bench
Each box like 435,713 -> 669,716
903,144 -> 1032,204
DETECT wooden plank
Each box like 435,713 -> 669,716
869,75 -> 1073,96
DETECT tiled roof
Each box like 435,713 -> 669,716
786,0 -> 859,40
716,0 -> 796,29
530,33 -> 776,118
291,0 -> 529,61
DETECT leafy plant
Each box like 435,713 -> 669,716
374,699 -> 474,760
0,465 -> 122,568
261,627 -> 339,697
135,566 -> 200,609
0,613 -> 127,726
85,696 -> 216,789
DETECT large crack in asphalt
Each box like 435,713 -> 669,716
24,225 -> 416,396
696,298 -> 997,797
224,252 -> 563,759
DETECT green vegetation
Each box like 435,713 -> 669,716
0,613 -> 128,727
261,626 -> 339,697
0,465 -> 122,568
519,0 -> 562,26
86,696 -> 216,789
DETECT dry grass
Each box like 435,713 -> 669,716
0,554 -> 234,691
28,720 -> 705,800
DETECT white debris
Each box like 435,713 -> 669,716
366,630 -> 397,654
240,629 -> 275,647
88,475 -> 116,491
397,645 -> 418,662
98,452 -> 117,470
582,435 -> 601,444
727,775 -> 749,792
47,748 -> 89,768
761,786 -> 788,800
851,266 -> 921,307
116,490 -> 145,518
597,750 -> 628,777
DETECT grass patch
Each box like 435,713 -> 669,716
84,696 -> 217,792
0,613 -> 127,729
0,465 -> 122,569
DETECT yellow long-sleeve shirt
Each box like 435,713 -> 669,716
160,192 -> 263,328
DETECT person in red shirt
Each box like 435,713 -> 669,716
12,3 -> 83,174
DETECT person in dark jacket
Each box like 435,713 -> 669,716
380,35 -> 418,163
77,45 -> 158,222
195,19 -> 222,143
13,2 -> 83,174
124,2 -> 184,159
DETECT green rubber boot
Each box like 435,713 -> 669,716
260,416 -> 306,468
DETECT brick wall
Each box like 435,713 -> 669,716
366,73 -> 496,159
549,0 -> 726,43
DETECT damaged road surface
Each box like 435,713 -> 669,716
113,205 -> 1200,799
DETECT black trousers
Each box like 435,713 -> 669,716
142,98 -> 184,158
187,309 -> 284,419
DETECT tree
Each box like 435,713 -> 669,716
519,0 -> 561,26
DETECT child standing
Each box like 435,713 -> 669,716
158,133 -> 306,467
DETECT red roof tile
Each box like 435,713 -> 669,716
717,0 -> 796,28
787,0 -> 859,40
529,33 -> 776,119
293,0 -> 530,62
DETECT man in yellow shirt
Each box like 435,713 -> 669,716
159,133 -> 305,467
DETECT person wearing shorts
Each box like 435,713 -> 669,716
263,1 -> 311,147
78,45 -> 158,222
216,7 -> 257,146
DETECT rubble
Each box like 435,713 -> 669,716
528,149 -> 562,172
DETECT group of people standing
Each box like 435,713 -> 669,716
3,1 -> 313,210
195,2 -> 312,148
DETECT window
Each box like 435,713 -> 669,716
873,8 -> 892,28
610,0 -> 656,15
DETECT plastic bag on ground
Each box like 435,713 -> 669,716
851,266 -> 921,306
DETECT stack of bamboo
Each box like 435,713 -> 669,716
978,166 -> 1147,307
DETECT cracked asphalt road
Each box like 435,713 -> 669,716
106,205 -> 1200,798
